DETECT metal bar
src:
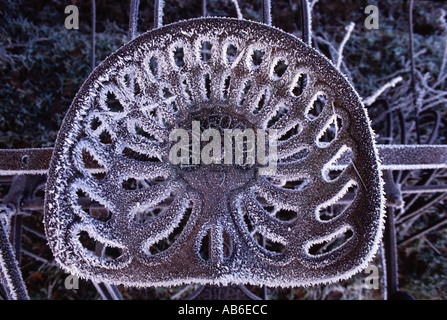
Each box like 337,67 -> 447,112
128,0 -> 140,40
91,0 -> 96,70
202,0 -> 207,17
334,145 -> 447,170
0,148 -> 100,175
154,0 -> 164,29
5,182 -> 446,213
262,0 -> 272,26
300,0 -> 311,46
1,144 -> 447,175
377,145 -> 447,170
383,207 -> 398,298
0,220 -> 29,300
401,184 -> 447,194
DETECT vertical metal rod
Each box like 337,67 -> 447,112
0,221 -> 29,300
91,0 -> 96,71
262,0 -> 272,26
300,0 -> 311,46
12,215 -> 22,265
408,0 -> 416,94
129,0 -> 140,40
202,0 -> 207,17
154,0 -> 165,29
384,207 -> 398,297
408,0 -> 421,144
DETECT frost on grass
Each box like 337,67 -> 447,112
44,18 -> 385,288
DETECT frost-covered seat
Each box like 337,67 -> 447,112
44,18 -> 384,287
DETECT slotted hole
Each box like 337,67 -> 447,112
254,232 -> 286,254
122,147 -> 161,162
255,193 -> 275,214
90,117 -> 102,131
76,188 -> 111,222
134,81 -> 141,96
123,73 -> 136,91
89,203 -> 111,222
279,148 -> 310,164
200,41 -> 212,62
122,176 -> 166,190
106,92 -> 124,112
79,230 -> 97,253
252,89 -> 269,114
99,130 -> 112,144
148,56 -> 161,79
226,44 -> 238,64
318,184 -> 358,221
81,149 -> 105,171
317,116 -> 343,147
250,49 -> 264,69
272,59 -> 288,79
306,93 -> 327,120
133,194 -> 174,224
322,146 -> 353,182
135,123 -> 157,141
203,73 -> 211,100
291,73 -> 308,97
241,204 -> 254,233
173,46 -> 185,67
267,177 -> 309,190
239,80 -> 253,106
104,246 -> 123,260
199,229 -> 211,261
267,104 -> 289,128
181,78 -> 194,106
278,122 -> 301,141
222,75 -> 231,100
275,209 -> 298,222
170,100 -> 178,113
222,229 -> 233,258
307,228 -> 353,256
148,203 -> 192,255
162,87 -> 174,99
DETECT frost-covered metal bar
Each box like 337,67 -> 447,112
300,0 -> 311,46
128,0 -> 140,40
334,144 -> 447,170
91,0 -> 96,70
0,220 -> 29,300
262,0 -> 272,26
154,0 -> 165,29
1,144 -> 446,176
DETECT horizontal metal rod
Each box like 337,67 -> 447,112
331,144 -> 447,170
0,144 -> 446,176
3,184 -> 446,212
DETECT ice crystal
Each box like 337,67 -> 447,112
44,18 -> 385,288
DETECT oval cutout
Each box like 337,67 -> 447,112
307,227 -> 353,256
306,93 -> 327,120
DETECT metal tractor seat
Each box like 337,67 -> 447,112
1,1 -> 446,300
44,17 -> 385,288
